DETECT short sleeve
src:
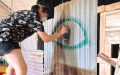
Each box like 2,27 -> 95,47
14,10 -> 44,32
28,20 -> 44,32
27,12 -> 44,32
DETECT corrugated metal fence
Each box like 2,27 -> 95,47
44,0 -> 97,75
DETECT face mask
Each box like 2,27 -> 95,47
41,17 -> 47,22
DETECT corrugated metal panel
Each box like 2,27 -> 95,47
44,0 -> 97,75
21,33 -> 44,75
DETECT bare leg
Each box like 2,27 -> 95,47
4,49 -> 27,75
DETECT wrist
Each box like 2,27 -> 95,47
59,32 -> 62,37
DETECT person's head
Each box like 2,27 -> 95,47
38,4 -> 49,22
31,3 -> 50,22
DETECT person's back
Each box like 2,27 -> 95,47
0,10 -> 43,42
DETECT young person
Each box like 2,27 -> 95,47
0,3 -> 68,75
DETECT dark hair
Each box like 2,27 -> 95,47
31,4 -> 50,17
31,4 -> 50,20
37,1 -> 50,15
31,5 -> 40,21
41,6 -> 50,15
31,5 -> 39,13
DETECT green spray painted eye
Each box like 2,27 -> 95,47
52,17 -> 89,50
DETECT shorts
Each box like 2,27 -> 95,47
0,41 -> 20,56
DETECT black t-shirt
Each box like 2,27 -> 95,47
0,10 -> 44,42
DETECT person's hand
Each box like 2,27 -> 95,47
59,25 -> 68,36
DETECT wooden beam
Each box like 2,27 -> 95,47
98,2 -> 120,13
98,53 -> 116,67
105,2 -> 120,12
100,13 -> 106,53
97,5 -> 105,13
0,0 -> 11,11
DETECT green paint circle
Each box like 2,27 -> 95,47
52,17 -> 89,50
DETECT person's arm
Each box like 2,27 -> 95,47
37,26 -> 68,42
26,11 -> 68,42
